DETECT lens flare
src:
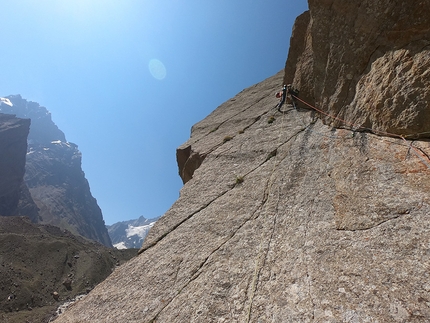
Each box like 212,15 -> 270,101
148,59 -> 166,80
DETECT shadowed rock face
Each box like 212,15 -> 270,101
176,145 -> 206,184
0,95 -> 112,247
0,114 -> 39,222
55,2 -> 430,322
285,0 -> 430,138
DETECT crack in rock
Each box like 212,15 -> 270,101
147,203 -> 265,322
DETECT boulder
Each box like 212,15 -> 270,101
52,291 -> 60,301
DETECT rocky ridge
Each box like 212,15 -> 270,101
0,105 -> 135,323
55,1 -> 430,322
0,95 -> 111,247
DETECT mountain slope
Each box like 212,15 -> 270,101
0,216 -> 136,323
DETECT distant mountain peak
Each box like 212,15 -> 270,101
1,94 -> 66,144
107,216 -> 159,249
0,95 -> 112,247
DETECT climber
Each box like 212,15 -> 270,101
275,85 -> 287,108
276,84 -> 299,113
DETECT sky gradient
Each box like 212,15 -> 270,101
1,0 -> 308,225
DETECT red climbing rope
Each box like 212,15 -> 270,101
290,94 -> 430,170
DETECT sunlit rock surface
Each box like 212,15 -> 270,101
57,71 -> 430,322
56,0 -> 430,321
285,0 -> 430,138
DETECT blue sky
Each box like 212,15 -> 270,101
1,0 -> 308,225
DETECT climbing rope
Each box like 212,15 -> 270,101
291,94 -> 430,170
246,88 -> 429,320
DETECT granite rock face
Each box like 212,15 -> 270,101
56,72 -> 430,323
284,0 -> 430,138
55,1 -> 430,322
0,95 -> 112,247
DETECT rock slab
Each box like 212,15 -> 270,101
56,70 -> 430,322
55,1 -> 430,321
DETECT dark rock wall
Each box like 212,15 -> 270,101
0,114 -> 38,222
25,141 -> 111,247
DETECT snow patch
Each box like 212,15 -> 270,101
0,97 -> 13,106
113,242 -> 127,250
51,140 -> 72,148
126,222 -> 155,239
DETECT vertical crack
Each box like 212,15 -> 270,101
141,119 -> 314,256
304,197 -> 316,320
146,201 -> 266,323
244,116 -> 318,322
150,111 -> 317,322
245,151 -> 284,322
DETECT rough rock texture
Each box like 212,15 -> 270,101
56,70 -> 430,323
55,2 -> 430,322
0,95 -> 112,247
284,0 -> 430,138
0,216 -> 137,323
0,113 -> 39,221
